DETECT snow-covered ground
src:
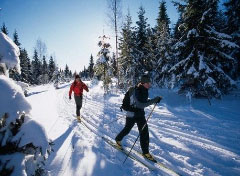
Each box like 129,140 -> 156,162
27,81 -> 240,176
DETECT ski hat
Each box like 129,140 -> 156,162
140,75 -> 151,83
75,74 -> 80,79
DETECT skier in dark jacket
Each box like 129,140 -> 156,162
115,75 -> 162,161
69,74 -> 89,121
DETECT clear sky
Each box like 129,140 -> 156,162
0,0 -> 179,73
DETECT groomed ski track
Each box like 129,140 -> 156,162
27,82 -> 240,176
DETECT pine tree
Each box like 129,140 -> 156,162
110,52 -> 117,77
118,10 -> 138,87
64,64 -> 70,78
40,55 -> 49,84
135,6 -> 150,72
95,35 -> 112,92
88,54 -> 94,79
170,0 -> 238,98
224,0 -> 240,79
13,30 -> 21,47
1,23 -> 8,35
26,54 -> 33,84
20,49 -> 31,83
9,30 -> 22,81
154,1 -> 174,87
172,1 -> 186,40
48,56 -> 56,81
32,49 -> 41,84
156,1 -> 170,34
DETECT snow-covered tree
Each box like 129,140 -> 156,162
88,54 -> 94,79
9,30 -> 22,81
170,0 -> 238,98
38,55 -> 49,84
52,68 -> 60,88
1,23 -> 8,35
224,0 -> 240,79
95,35 -> 112,92
0,32 -> 52,176
64,64 -> 70,78
31,49 -> 41,84
119,10 -> 138,88
110,52 -> 117,77
135,6 -> 150,72
20,49 -> 31,83
48,55 -> 56,81
13,30 -> 21,47
153,1 -> 175,87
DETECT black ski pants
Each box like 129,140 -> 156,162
74,95 -> 83,116
115,116 -> 149,154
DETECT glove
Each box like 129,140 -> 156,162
69,96 -> 71,100
153,96 -> 162,104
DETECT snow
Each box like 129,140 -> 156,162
187,29 -> 198,38
0,32 -> 20,73
26,80 -> 240,176
0,75 -> 31,125
0,32 -> 51,175
12,116 -> 49,155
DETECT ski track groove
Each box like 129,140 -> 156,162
41,83 -> 240,176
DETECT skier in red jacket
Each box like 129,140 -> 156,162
69,74 -> 89,121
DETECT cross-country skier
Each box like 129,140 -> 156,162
115,75 -> 162,161
69,74 -> 89,121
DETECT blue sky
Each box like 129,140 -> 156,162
0,0 -> 179,72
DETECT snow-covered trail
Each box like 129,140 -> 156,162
27,82 -> 240,176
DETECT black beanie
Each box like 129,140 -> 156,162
140,75 -> 151,83
75,74 -> 80,79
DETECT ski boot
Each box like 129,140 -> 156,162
142,153 -> 157,163
115,140 -> 123,149
77,116 -> 81,122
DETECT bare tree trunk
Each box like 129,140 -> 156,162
107,0 -> 122,86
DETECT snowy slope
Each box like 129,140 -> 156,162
27,81 -> 240,176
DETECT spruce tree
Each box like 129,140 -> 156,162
118,11 -> 138,87
95,35 -> 112,92
88,54 -> 94,78
13,30 -> 21,47
32,49 -> 41,84
9,30 -> 21,81
64,64 -> 70,78
135,6 -> 149,72
170,0 -> 238,98
48,56 -> 56,81
110,52 -> 117,77
156,1 -> 170,34
224,0 -> 240,79
20,49 -> 30,83
1,23 -> 8,35
154,1 -> 174,87
41,56 -> 49,84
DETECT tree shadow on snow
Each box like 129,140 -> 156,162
47,122 -> 78,166
27,90 -> 47,96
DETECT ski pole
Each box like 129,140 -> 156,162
123,103 -> 157,164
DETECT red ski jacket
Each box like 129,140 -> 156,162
69,81 -> 89,97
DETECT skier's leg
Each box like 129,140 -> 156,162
115,117 -> 135,141
74,95 -> 82,119
136,118 -> 149,154
76,105 -> 80,116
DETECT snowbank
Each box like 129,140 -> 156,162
0,30 -> 51,176
0,32 -> 20,73
0,75 -> 31,125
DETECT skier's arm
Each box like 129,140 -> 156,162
133,91 -> 158,109
82,83 -> 89,92
69,84 -> 74,97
